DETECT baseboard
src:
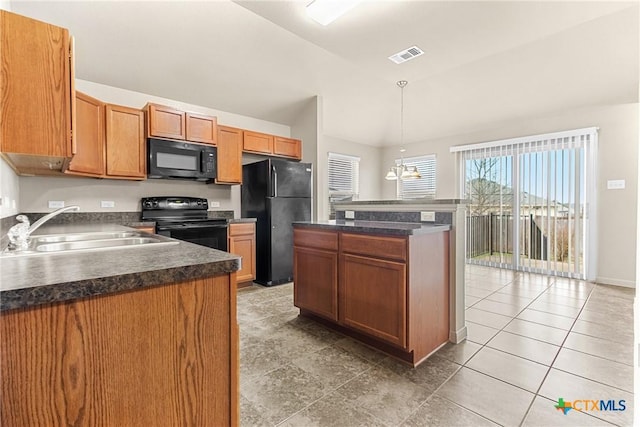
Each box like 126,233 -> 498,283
449,325 -> 468,344
595,276 -> 636,289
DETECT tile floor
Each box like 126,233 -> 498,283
238,266 -> 635,426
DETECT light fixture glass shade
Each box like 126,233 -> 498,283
385,168 -> 398,180
408,166 -> 421,179
400,165 -> 412,179
306,0 -> 362,26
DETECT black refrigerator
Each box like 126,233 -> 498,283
241,159 -> 312,286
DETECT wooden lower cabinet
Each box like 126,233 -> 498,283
0,273 -> 239,426
293,226 -> 450,367
340,254 -> 406,347
228,223 -> 256,284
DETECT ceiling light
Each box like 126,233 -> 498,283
388,46 -> 424,64
306,0 -> 362,26
384,81 -> 421,181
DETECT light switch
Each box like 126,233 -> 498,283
420,211 -> 435,222
607,180 -> 625,190
210,201 -> 221,208
101,201 -> 115,208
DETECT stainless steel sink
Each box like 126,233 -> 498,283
1,230 -> 179,258
31,231 -> 139,243
35,237 -> 169,252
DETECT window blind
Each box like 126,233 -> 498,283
397,155 -> 436,199
328,152 -> 360,219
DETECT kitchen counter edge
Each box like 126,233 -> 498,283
293,220 -> 451,236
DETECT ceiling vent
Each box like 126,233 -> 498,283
388,46 -> 424,64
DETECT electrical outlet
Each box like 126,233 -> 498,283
607,180 -> 625,190
101,201 -> 115,208
209,201 -> 221,208
420,211 -> 435,222
48,200 -> 65,209
345,210 -> 355,219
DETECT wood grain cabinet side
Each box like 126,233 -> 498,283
105,104 -> 146,179
0,10 -> 74,172
228,223 -> 256,284
66,91 -> 105,177
146,103 -> 186,140
216,126 -> 243,185
293,229 -> 339,322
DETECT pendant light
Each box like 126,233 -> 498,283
385,80 -> 421,181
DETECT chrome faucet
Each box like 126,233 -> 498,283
5,205 -> 80,251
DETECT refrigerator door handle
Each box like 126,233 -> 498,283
271,165 -> 278,197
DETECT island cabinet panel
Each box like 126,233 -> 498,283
105,104 -> 146,179
293,229 -> 339,321
0,274 -> 238,427
216,125 -> 243,184
340,233 -> 407,262
146,103 -> 186,140
186,112 -> 217,145
339,254 -> 407,347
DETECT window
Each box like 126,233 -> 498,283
396,155 -> 436,199
328,152 -> 360,219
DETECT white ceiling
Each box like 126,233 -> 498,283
10,0 -> 639,147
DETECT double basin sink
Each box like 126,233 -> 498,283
2,230 -> 178,257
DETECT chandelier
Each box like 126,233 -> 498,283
384,80 -> 420,180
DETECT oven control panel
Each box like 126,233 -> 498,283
141,197 -> 208,211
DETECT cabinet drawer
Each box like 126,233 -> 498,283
228,222 -> 255,237
294,228 -> 338,251
340,233 -> 407,262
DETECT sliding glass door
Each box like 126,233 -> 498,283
456,128 -> 597,280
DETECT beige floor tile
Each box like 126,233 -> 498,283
279,393 -> 387,427
578,308 -> 633,328
496,286 -> 545,298
466,321 -> 499,345
472,299 -> 523,317
503,318 -> 568,346
527,301 -> 582,318
487,331 -> 560,365
517,308 -> 574,330
553,348 -> 633,393
523,396 -> 614,426
465,295 -> 481,307
436,367 -> 534,426
484,292 -> 533,308
401,395 -> 498,427
539,369 -> 633,426
466,346 -> 548,393
435,340 -> 482,365
571,320 -> 633,346
590,284 -> 635,300
465,308 -> 513,329
535,293 -> 586,308
465,286 -> 494,298
465,279 -> 504,291
563,332 -> 633,366
378,354 -> 461,393
544,287 -> 590,300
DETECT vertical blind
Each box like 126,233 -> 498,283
328,152 -> 360,219
451,127 -> 598,280
396,155 -> 436,199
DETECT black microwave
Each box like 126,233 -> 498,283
148,138 -> 216,182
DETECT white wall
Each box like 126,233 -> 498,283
0,158 -> 19,218
381,103 -> 639,287
318,136 -> 382,220
291,96 -> 320,220
17,80 -> 293,217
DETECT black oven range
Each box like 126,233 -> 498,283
141,196 -> 228,251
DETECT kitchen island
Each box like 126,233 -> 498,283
293,220 -> 450,367
0,224 -> 240,426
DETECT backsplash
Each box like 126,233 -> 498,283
334,210 -> 453,225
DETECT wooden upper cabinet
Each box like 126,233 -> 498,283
274,136 -> 302,160
216,125 -> 243,184
105,104 -> 146,179
66,92 -> 105,177
186,112 -> 217,145
242,131 -> 273,155
0,11 -> 73,167
146,103 -> 186,140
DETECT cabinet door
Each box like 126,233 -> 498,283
229,233 -> 256,283
273,137 -> 301,160
0,11 -> 72,157
105,104 -> 146,179
294,246 -> 338,321
147,103 -> 185,140
216,126 -> 243,184
242,131 -> 273,155
339,254 -> 407,348
186,112 -> 217,145
66,92 -> 105,176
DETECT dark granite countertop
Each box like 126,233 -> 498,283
293,220 -> 451,236
0,223 -> 240,312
